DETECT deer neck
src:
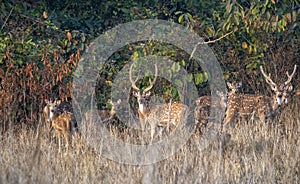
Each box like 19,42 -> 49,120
138,103 -> 151,118
44,106 -> 50,120
222,95 -> 228,109
110,107 -> 115,116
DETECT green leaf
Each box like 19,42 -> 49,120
175,11 -> 183,15
226,1 -> 233,13
174,79 -> 183,88
187,13 -> 193,21
180,59 -> 186,67
292,11 -> 297,22
188,73 -> 194,82
234,15 -> 239,25
194,73 -> 202,85
171,62 -> 180,73
178,14 -> 184,23
132,51 -> 139,60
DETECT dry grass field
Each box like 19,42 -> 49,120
0,96 -> 299,184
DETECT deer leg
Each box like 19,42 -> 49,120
56,130 -> 61,152
47,125 -> 53,141
193,109 -> 198,122
223,110 -> 234,127
150,122 -> 156,144
194,110 -> 199,124
140,118 -> 145,132
63,130 -> 69,152
258,112 -> 266,124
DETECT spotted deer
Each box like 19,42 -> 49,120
85,99 -> 121,123
226,82 -> 242,96
194,82 -> 241,130
44,99 -> 60,130
223,65 -> 297,127
44,99 -> 73,152
130,63 -> 189,143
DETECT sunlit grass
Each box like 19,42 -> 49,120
0,99 -> 299,183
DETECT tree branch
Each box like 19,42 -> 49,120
189,31 -> 234,60
1,7 -> 14,31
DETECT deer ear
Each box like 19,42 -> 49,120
287,85 -> 293,92
216,91 -> 223,97
45,99 -> 50,104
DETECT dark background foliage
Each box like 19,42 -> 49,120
0,0 -> 299,132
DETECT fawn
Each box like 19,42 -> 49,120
44,99 -> 74,152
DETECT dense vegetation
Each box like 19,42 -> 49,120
0,0 -> 299,183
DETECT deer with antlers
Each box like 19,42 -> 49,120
194,82 -> 241,131
130,63 -> 188,143
223,65 -> 297,128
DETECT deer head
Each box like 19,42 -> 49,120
44,99 -> 61,129
130,62 -> 158,116
223,65 -> 297,127
107,99 -> 122,117
227,82 -> 242,95
260,65 -> 297,109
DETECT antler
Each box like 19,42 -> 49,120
260,66 -> 278,91
143,63 -> 158,94
284,65 -> 297,86
129,63 -> 140,91
129,62 -> 158,93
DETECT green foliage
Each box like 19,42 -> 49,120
212,0 -> 299,71
0,1 -> 90,67
0,0 -> 299,126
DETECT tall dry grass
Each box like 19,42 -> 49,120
0,96 -> 299,184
